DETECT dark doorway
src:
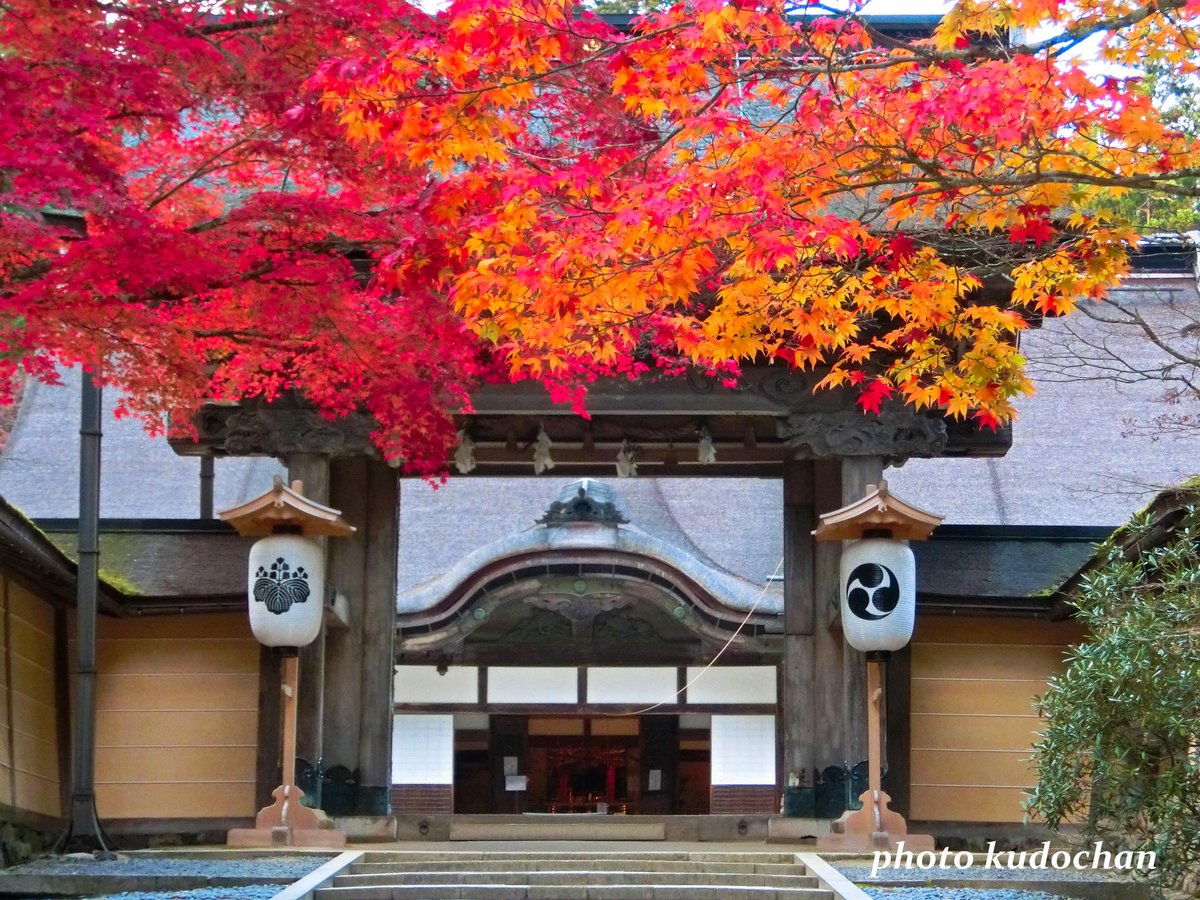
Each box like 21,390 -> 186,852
454,714 -> 711,814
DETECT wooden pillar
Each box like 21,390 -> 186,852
811,459 -> 844,772
781,460 -> 816,790
281,654 -> 300,791
325,457 -> 368,772
255,647 -> 282,808
325,457 -> 399,814
884,643 -> 912,817
286,454 -> 330,775
840,456 -> 883,769
358,460 -> 399,811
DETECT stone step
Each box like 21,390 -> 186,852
335,870 -> 820,888
357,852 -> 801,864
316,884 -> 833,899
351,860 -> 805,875
450,821 -> 666,841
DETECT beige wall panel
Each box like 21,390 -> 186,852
911,679 -> 1047,716
910,618 -> 1078,823
96,674 -> 259,712
14,772 -> 59,817
910,784 -> 1032,823
911,749 -> 1035,787
13,731 -> 58,781
9,584 -> 54,634
10,654 -> 55,707
914,617 -> 1085,646
97,781 -> 255,820
912,644 -> 1069,681
99,614 -> 253,642
96,745 -> 257,784
96,710 -> 257,748
97,639 -> 258,676
912,713 -> 1042,752
10,616 -> 53,664
11,692 -> 56,739
91,614 -> 259,824
0,582 -> 61,819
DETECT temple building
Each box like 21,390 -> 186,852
0,241 -> 1194,845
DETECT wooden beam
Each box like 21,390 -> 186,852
393,702 -> 780,715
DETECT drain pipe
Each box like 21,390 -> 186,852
56,371 -> 110,852
200,456 -> 214,519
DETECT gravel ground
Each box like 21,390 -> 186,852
838,864 -> 1120,883
2,853 -> 331,900
10,853 -> 328,879
862,891 -> 1072,900
80,887 -> 283,900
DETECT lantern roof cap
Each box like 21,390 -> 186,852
219,476 -> 355,537
814,479 -> 942,542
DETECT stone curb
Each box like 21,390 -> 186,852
271,850 -> 364,900
797,853 -> 873,900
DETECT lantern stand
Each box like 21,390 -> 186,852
814,479 -> 939,853
219,477 -> 354,849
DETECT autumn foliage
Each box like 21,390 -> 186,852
2,1 -> 1199,470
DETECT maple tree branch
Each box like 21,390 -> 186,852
190,15 -> 286,37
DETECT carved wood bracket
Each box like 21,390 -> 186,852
776,410 -> 948,461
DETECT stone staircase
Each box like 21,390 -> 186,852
313,850 -> 835,899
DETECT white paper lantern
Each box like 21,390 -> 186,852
247,534 -> 325,647
839,537 -> 916,652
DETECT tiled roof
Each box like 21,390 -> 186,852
0,367 -> 284,518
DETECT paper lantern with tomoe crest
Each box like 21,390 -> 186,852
839,537 -> 916,652
814,480 -> 941,654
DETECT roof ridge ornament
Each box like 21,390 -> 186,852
537,479 -> 629,527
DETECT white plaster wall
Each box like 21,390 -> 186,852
710,715 -> 776,785
392,714 -> 454,784
587,667 -> 678,705
686,666 -> 777,704
394,666 -> 479,704
487,667 -> 577,703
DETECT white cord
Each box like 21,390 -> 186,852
597,556 -> 785,717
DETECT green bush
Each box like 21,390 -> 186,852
1028,503 -> 1200,895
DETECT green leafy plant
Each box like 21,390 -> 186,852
1028,502 -> 1200,896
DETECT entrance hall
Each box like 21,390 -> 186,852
392,664 -> 779,817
